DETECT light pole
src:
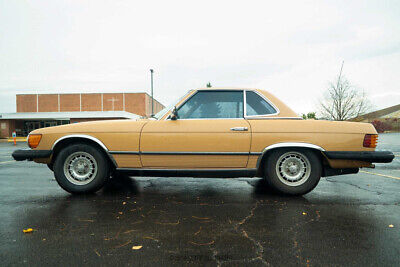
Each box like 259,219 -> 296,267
150,69 -> 154,117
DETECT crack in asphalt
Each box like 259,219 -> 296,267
210,247 -> 222,267
287,215 -> 318,265
210,201 -> 269,266
234,201 -> 268,266
325,178 -> 383,195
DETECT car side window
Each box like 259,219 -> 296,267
178,91 -> 244,119
246,91 -> 277,116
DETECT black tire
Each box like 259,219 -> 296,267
53,143 -> 109,194
47,163 -> 54,171
264,148 -> 322,195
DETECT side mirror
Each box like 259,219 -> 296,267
170,106 -> 178,120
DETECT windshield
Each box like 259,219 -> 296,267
153,91 -> 193,120
153,103 -> 175,120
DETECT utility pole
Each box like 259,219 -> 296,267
150,69 -> 154,116
336,60 -> 344,89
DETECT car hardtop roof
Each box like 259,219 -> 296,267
195,87 -> 261,91
194,87 -> 299,118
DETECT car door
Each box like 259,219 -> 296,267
140,90 -> 251,168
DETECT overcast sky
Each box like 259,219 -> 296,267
0,0 -> 399,115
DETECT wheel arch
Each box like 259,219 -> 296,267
255,142 -> 325,176
51,135 -> 117,168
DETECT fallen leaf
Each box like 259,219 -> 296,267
118,212 -> 123,215
316,211 -> 321,219
94,249 -> 101,257
113,240 -> 132,249
23,228 -> 33,233
78,219 -> 94,223
155,219 -> 180,225
123,229 -> 137,234
192,216 -> 210,220
122,202 -> 127,205
132,245 -> 142,250
302,212 -> 307,215
189,240 -> 215,246
389,224 -> 394,228
194,227 -> 202,236
143,236 -> 159,241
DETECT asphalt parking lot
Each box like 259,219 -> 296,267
0,133 -> 399,266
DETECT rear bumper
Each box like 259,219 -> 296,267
323,151 -> 394,163
12,149 -> 52,161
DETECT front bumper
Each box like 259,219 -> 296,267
12,149 -> 52,161
323,151 -> 394,163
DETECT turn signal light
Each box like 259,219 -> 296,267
363,134 -> 378,148
28,134 -> 42,149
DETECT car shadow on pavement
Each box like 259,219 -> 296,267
101,174 -> 140,195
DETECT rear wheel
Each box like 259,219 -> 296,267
47,163 -> 54,171
264,149 -> 321,195
53,143 -> 109,194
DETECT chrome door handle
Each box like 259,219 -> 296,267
230,127 -> 248,131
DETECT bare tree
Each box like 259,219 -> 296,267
319,75 -> 371,121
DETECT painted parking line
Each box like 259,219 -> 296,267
0,160 -> 15,165
360,170 -> 400,181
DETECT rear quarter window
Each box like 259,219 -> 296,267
246,91 -> 277,116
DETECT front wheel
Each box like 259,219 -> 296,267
53,143 -> 109,194
264,149 -> 322,195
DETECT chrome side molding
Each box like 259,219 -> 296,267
256,142 -> 325,169
262,143 -> 325,152
51,134 -> 118,168
52,134 -> 109,151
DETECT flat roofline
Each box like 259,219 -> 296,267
0,111 -> 140,120
16,92 -> 148,96
195,87 -> 263,90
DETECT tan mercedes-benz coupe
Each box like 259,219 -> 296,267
13,88 -> 394,195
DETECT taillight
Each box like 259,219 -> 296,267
28,134 -> 42,148
363,134 -> 378,148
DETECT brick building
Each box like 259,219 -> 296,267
0,92 -> 164,138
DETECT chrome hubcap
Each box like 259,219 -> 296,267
63,152 -> 98,185
276,152 -> 311,186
